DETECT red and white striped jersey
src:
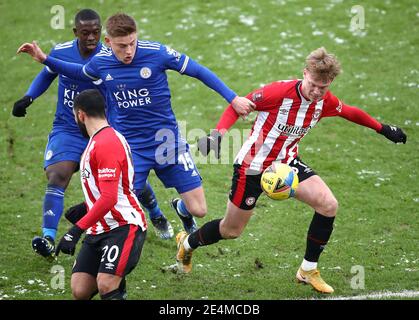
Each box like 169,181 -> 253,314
80,126 -> 147,235
235,80 -> 343,172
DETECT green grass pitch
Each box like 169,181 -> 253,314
0,0 -> 417,300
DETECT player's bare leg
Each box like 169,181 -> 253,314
32,161 -> 78,259
179,186 -> 207,218
171,186 -> 207,234
219,200 -> 253,239
96,273 -> 126,300
294,175 -> 337,293
71,272 -> 98,300
295,175 -> 338,217
45,161 -> 78,190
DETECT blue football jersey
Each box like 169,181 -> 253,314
47,39 -> 104,134
82,40 -> 189,149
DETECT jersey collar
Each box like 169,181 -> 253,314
75,39 -> 102,61
91,125 -> 111,139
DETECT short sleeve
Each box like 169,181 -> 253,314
320,91 -> 344,118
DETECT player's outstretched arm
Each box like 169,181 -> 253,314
338,104 -> 407,144
12,68 -> 57,117
17,41 -> 47,62
17,41 -> 95,82
378,124 -> 407,144
183,59 -> 255,117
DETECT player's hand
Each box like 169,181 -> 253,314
17,41 -> 47,63
65,202 -> 88,225
55,225 -> 84,256
379,124 -> 407,144
12,96 -> 33,117
231,96 -> 255,119
197,130 -> 222,159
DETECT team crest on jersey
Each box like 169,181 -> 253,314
81,168 -> 90,179
245,197 -> 256,206
280,108 -> 289,115
140,67 -> 152,79
45,150 -> 53,161
69,84 -> 78,90
313,109 -> 322,120
252,91 -> 263,102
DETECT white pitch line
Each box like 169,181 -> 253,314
322,290 -> 419,300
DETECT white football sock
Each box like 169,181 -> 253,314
183,235 -> 192,252
176,200 -> 188,218
301,259 -> 317,271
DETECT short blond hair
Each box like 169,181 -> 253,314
305,47 -> 341,82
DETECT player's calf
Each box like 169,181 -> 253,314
219,226 -> 242,239
97,275 -> 126,300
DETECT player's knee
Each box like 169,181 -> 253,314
71,285 -> 92,300
188,203 -> 207,218
321,196 -> 339,217
46,170 -> 70,188
97,281 -> 117,297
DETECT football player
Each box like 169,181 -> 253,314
17,13 -> 255,237
56,89 -> 147,300
178,47 -> 407,294
13,10 -> 171,260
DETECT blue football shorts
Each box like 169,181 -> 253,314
43,130 -> 88,169
131,145 -> 202,194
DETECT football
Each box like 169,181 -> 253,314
260,162 -> 299,200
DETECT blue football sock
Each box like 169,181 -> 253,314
177,199 -> 193,218
42,184 -> 65,241
42,228 -> 57,240
147,204 -> 163,220
136,182 -> 163,220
